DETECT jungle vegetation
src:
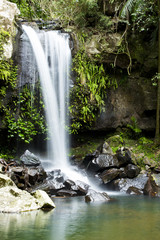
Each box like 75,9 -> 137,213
3,0 -> 160,145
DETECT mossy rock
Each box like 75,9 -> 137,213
106,135 -> 124,147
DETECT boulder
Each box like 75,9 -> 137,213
113,173 -> 148,193
97,142 -> 113,155
0,0 -> 20,59
126,186 -> 143,195
56,189 -> 77,197
115,147 -> 132,166
10,164 -> 47,189
99,168 -> 121,184
125,164 -> 140,178
0,173 -> 55,213
143,175 -> 159,197
71,180 -> 90,195
85,189 -> 111,202
31,190 -> 55,208
91,154 -> 120,171
20,150 -> 41,166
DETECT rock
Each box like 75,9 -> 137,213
143,158 -> 157,168
107,135 -> 124,147
94,77 -> 156,132
82,153 -> 97,168
97,142 -> 113,155
64,179 -> 75,189
143,175 -> 158,197
125,164 -> 140,178
152,173 -> 160,187
34,179 -> 65,196
56,189 -> 77,197
20,150 -> 41,166
0,173 -> 15,187
91,154 -> 120,170
115,147 -> 132,166
0,0 -> 20,59
126,186 -> 143,195
71,180 -> 90,195
99,168 -> 121,184
0,173 -> 55,213
85,189 -> 111,202
113,173 -> 148,193
10,164 -> 47,189
31,190 -> 55,208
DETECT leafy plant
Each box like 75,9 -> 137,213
69,49 -> 117,133
4,84 -> 47,144
127,116 -> 142,138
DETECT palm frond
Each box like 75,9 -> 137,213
119,0 -> 136,19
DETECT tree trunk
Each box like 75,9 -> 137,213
155,0 -> 160,144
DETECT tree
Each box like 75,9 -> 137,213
155,0 -> 160,143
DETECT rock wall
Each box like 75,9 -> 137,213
95,76 -> 156,131
0,0 -> 20,59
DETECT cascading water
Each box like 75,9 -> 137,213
22,25 -> 91,184
22,25 -> 71,171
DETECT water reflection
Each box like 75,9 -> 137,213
1,196 -> 160,240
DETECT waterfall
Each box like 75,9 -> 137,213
22,25 -> 71,171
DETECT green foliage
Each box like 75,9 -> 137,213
4,85 -> 47,144
0,28 -> 17,106
151,73 -> 160,87
69,49 -> 117,133
127,116 -> 142,138
9,0 -> 48,20
119,0 -> 157,33
138,137 -> 154,145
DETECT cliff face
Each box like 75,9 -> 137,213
0,0 -> 20,59
71,1 -> 158,132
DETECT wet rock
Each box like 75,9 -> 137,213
31,189 -> 55,209
97,142 -> 113,155
82,153 -> 97,168
119,167 -> 127,178
152,173 -> 160,187
0,173 -> 15,187
71,180 -> 90,195
89,154 -> 119,172
64,179 -> 75,190
20,150 -> 41,166
115,147 -> 132,166
34,179 -> 65,196
56,189 -> 77,197
0,173 -> 55,213
125,164 -> 140,178
143,175 -> 159,197
85,189 -> 111,202
99,168 -> 121,184
126,186 -> 143,195
10,165 -> 47,189
113,173 -> 148,193
47,169 -> 66,183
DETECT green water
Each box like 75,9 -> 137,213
0,194 -> 160,240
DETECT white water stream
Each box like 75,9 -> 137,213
22,25 -> 91,184
22,25 -> 70,170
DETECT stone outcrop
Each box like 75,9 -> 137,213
0,173 -> 55,213
94,76 -> 156,131
85,189 -> 111,202
0,0 -> 20,59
